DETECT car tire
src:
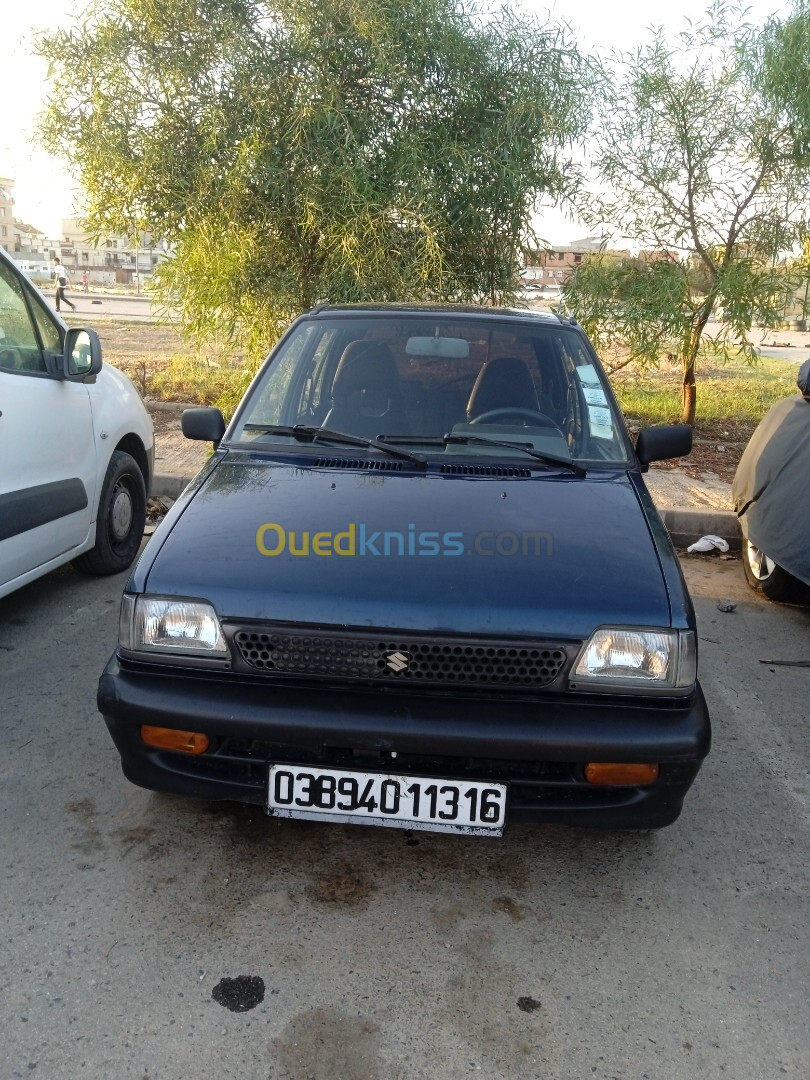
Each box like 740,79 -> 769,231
72,450 -> 147,576
742,539 -> 810,604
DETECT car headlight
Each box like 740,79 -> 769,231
571,628 -> 696,692
119,595 -> 228,656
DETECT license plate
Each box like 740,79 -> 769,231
267,765 -> 507,836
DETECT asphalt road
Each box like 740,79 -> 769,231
0,557 -> 807,1079
35,295 -> 810,368
43,292 -> 163,321
756,344 -> 810,363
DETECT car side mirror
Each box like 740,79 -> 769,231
63,327 -> 102,380
635,424 -> 692,471
182,407 -> 227,448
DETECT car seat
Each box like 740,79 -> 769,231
323,340 -> 406,438
466,356 -> 541,420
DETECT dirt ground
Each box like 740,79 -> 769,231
655,430 -> 746,483
92,320 -> 184,394
146,407 -> 179,437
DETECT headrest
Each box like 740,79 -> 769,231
467,356 -> 539,417
332,341 -> 397,398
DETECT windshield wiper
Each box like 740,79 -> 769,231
241,424 -> 428,469
442,434 -> 585,475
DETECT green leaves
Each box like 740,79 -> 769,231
564,255 -> 689,367
37,0 -> 593,361
750,1 -> 810,168
565,3 -> 809,423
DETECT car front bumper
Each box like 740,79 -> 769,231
98,655 -> 711,830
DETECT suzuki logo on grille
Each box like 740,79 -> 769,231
385,651 -> 410,672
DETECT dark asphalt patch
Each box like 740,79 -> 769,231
212,975 -> 265,1012
517,996 -> 541,1013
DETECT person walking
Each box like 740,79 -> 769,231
81,270 -> 89,293
53,258 -> 75,312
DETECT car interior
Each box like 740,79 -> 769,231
241,317 -> 625,460
303,329 -> 571,435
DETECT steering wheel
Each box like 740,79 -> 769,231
468,407 -> 559,428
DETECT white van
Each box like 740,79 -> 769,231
0,246 -> 154,599
16,259 -> 52,285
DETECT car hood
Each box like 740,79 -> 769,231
144,454 -> 671,638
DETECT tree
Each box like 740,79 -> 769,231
563,3 -> 807,425
753,1 -> 810,168
37,0 -> 592,364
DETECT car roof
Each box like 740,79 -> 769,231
306,302 -> 575,326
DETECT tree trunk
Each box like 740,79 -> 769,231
680,304 -> 713,426
681,359 -> 697,426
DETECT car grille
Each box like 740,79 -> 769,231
231,626 -> 570,691
313,457 -> 407,470
439,464 -> 532,477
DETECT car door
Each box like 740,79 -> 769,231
0,258 -> 97,589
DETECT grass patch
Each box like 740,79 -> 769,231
610,354 -> 797,429
83,319 -> 252,408
149,353 -> 253,408
88,319 -> 798,433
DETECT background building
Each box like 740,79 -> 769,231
12,220 -> 49,259
59,217 -> 167,286
522,236 -> 633,286
0,177 -> 16,253
0,177 -> 170,287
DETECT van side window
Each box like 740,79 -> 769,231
0,263 -> 47,374
30,293 -> 62,354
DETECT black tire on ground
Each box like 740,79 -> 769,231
73,450 -> 147,576
742,539 -> 810,604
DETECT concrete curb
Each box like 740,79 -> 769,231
151,471 -> 742,549
660,509 -> 741,551
152,473 -> 196,500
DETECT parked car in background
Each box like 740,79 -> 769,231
732,360 -> 810,604
0,246 -> 153,599
99,303 -> 710,834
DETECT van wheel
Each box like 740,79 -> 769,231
742,540 -> 810,604
73,451 -> 147,575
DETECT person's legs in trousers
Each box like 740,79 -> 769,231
57,285 -> 75,311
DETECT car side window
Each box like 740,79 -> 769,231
245,324 -> 318,427
0,262 -> 47,374
29,292 -> 63,355
295,329 -> 337,420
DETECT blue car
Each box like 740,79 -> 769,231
99,305 -> 710,834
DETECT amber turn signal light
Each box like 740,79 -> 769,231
140,725 -> 209,755
585,762 -> 659,786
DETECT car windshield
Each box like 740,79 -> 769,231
230,313 -> 631,464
